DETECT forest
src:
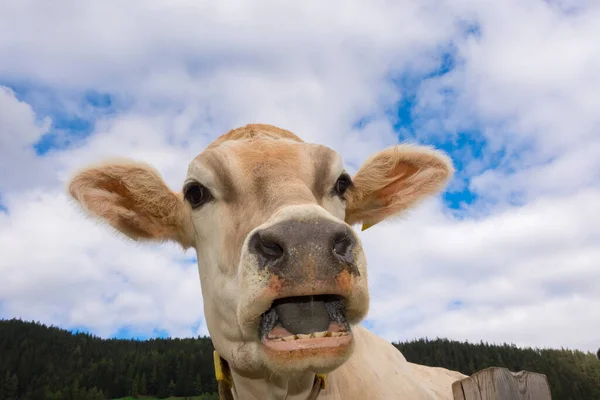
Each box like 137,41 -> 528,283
0,318 -> 598,400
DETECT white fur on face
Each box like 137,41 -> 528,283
317,151 -> 348,222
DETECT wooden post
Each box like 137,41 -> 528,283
452,367 -> 552,400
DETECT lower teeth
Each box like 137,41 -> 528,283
274,331 -> 349,341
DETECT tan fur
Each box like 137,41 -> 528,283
67,124 -> 463,399
345,145 -> 454,228
208,123 -> 303,149
68,158 -> 194,248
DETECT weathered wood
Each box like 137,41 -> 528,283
452,367 -> 552,400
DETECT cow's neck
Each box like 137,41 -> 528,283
231,367 -> 318,400
215,353 -> 326,400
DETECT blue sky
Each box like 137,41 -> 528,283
0,0 -> 599,351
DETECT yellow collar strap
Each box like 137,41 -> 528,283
361,217 -> 383,231
213,350 -> 327,398
316,373 -> 327,390
213,350 -> 232,388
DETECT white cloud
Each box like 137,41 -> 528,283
415,0 -> 600,202
361,189 -> 600,351
0,87 -> 52,193
0,188 -> 203,338
0,0 -> 599,353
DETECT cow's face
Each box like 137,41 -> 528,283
68,125 -> 453,377
184,137 -> 369,375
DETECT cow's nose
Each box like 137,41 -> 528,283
248,218 -> 358,275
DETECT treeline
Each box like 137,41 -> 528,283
1,319 -> 599,400
0,319 -> 218,400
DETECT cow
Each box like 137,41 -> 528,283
68,124 -> 466,399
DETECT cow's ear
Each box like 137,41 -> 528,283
68,159 -> 194,248
345,145 -> 454,230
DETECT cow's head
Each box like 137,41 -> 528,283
68,124 -> 453,377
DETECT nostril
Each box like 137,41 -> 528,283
332,232 -> 354,260
260,239 -> 284,259
252,232 -> 284,261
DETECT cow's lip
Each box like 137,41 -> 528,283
261,329 -> 352,352
258,294 -> 351,349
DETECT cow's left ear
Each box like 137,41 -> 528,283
345,145 -> 454,230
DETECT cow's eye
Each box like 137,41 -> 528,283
333,173 -> 352,196
183,182 -> 212,208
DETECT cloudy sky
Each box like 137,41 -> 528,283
1,0 -> 599,353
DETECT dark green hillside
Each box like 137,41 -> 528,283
0,319 -> 217,400
0,319 -> 598,400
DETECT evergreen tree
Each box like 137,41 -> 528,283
148,366 -> 158,395
139,372 -> 147,395
167,379 -> 176,396
193,373 -> 203,395
1,371 -> 19,400
156,367 -> 169,398
70,379 -> 80,400
88,387 -> 99,400
131,373 -> 139,398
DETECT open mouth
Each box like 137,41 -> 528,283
259,295 -> 351,351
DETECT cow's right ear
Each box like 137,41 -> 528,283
68,159 -> 195,249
